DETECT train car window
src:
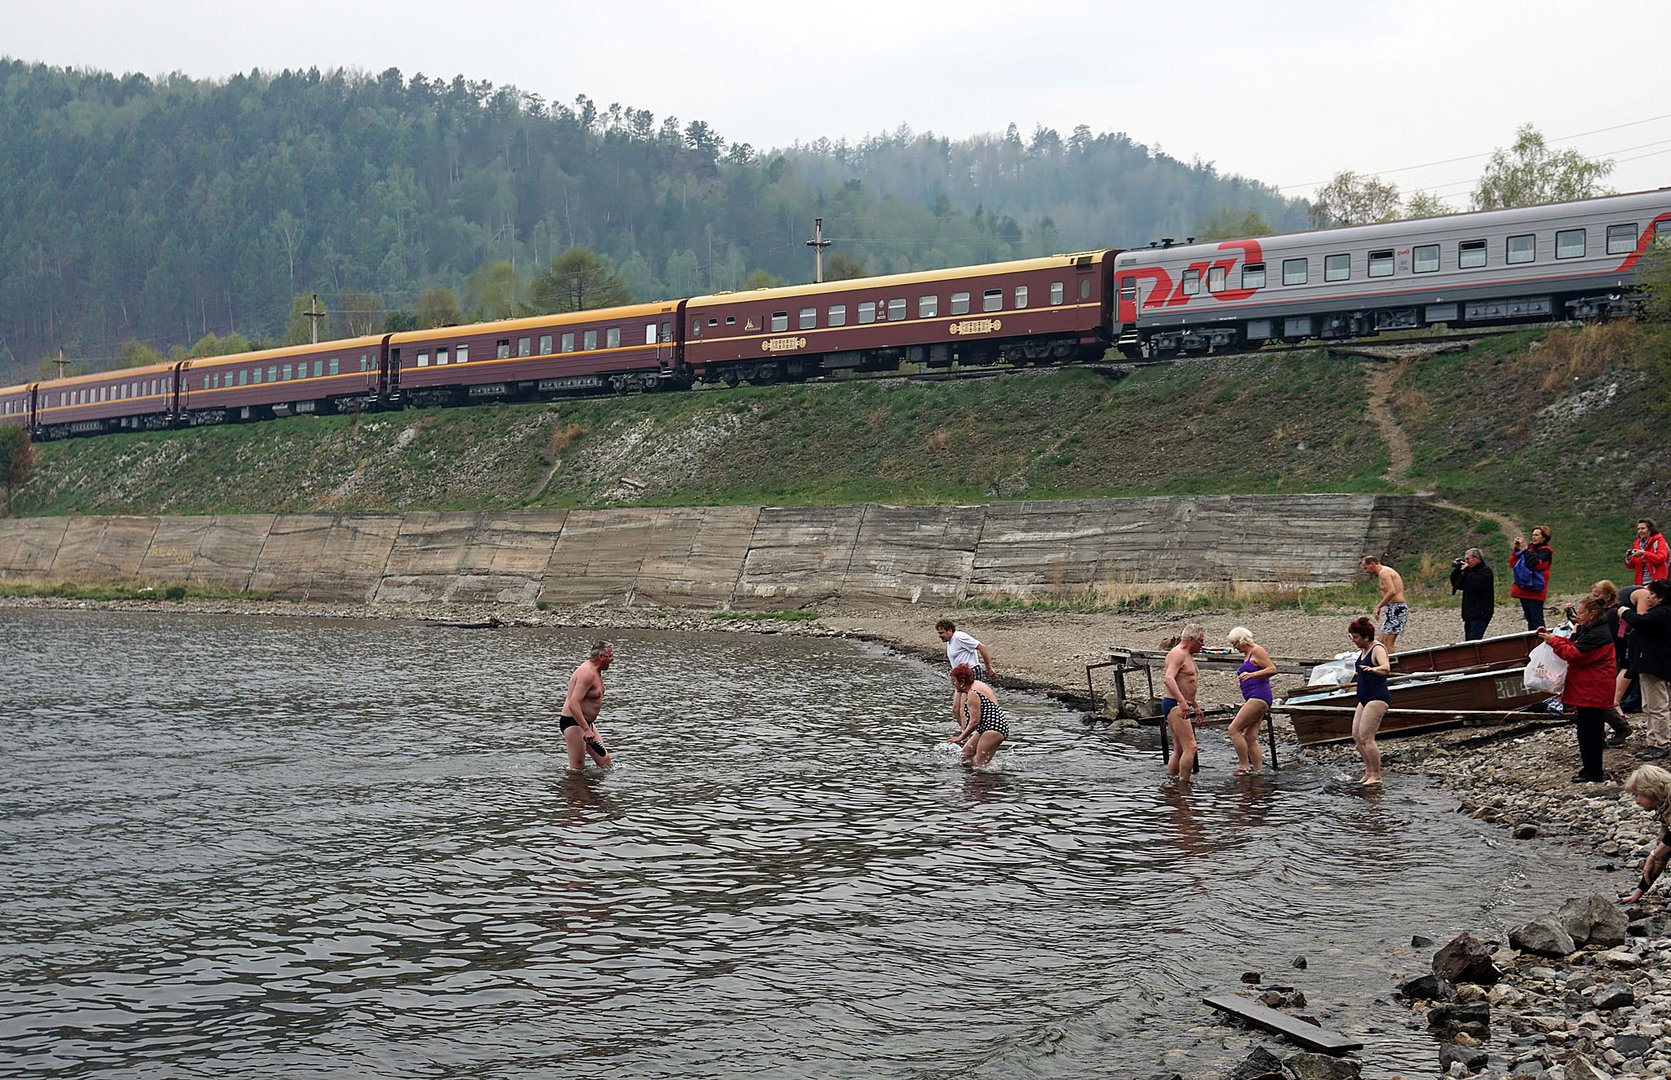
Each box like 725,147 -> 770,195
1324,254 -> 1350,282
540,334 -> 553,354
604,329 -> 618,349
888,299 -> 907,321
859,302 -> 876,323
726,316 -> 736,325
462,345 -> 474,363
661,320 -> 673,342
1607,223 -> 1638,255
771,311 -> 789,332
583,331 -> 598,350
1182,269 -> 1201,295
1368,250 -> 1394,278
282,364 -> 293,381
1506,234 -> 1535,264
496,339 -> 511,359
562,332 -> 575,352
519,337 -> 532,356
1079,279 -> 1092,300
951,292 -> 971,315
801,306 -> 818,328
646,324 -> 659,345
1050,282 -> 1064,304
1555,229 -> 1585,259
829,304 -> 847,326
330,359 -> 340,375
437,348 -> 451,366
239,370 -> 249,385
312,360 -> 322,377
707,317 -> 719,326
1459,239 -> 1487,268
252,367 -> 264,383
417,352 -> 429,368
1241,263 -> 1266,289
1283,258 -> 1309,286
1208,267 -> 1225,292
268,366 -> 278,382
918,296 -> 936,319
1413,245 -> 1440,274
1015,285 -> 1029,308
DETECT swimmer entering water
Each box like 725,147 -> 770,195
559,640 -> 614,770
947,663 -> 1008,767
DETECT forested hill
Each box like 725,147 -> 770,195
0,60 -> 1306,380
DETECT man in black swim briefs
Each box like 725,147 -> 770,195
560,640 -> 614,770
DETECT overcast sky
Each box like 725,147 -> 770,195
6,0 -> 1668,208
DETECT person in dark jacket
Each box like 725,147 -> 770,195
1450,547 -> 1494,641
1510,526 -> 1554,631
1621,579 -> 1671,760
1589,580 -> 1633,746
1541,597 -> 1617,782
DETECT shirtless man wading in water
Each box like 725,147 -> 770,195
1163,625 -> 1205,782
560,640 -> 615,771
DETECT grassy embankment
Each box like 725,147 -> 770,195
10,323 -> 1668,611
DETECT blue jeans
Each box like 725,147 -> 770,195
1463,618 -> 1491,641
1520,598 -> 1545,631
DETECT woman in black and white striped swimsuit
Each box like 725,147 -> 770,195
949,663 -> 1008,766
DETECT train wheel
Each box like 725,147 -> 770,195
721,370 -> 740,389
750,364 -> 779,385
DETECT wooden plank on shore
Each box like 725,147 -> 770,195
1203,994 -> 1363,1055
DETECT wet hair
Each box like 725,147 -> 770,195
1649,579 -> 1671,603
1531,525 -> 1552,543
1592,579 -> 1619,606
936,619 -> 956,632
1181,623 -> 1205,642
1226,626 -> 1255,648
1348,616 -> 1376,641
1623,764 -> 1671,806
1640,518 -> 1660,535
589,640 -> 612,659
950,663 -> 975,689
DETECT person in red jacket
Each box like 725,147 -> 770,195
1626,519 -> 1670,586
1510,526 -> 1554,631
1541,596 -> 1618,783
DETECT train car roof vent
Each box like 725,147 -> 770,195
1159,237 -> 1175,248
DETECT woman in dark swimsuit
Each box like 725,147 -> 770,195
948,663 -> 1008,767
1227,626 -> 1276,776
1347,615 -> 1391,785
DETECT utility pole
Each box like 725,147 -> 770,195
53,348 -> 68,380
305,293 -> 325,344
805,217 -> 831,283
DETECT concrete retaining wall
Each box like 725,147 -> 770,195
0,494 -> 1421,609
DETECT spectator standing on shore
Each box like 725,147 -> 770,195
1226,626 -> 1275,776
1621,579 -> 1671,760
1590,580 -> 1634,746
1510,527 -> 1554,632
1162,625 -> 1205,783
1618,765 -> 1671,904
937,619 -> 996,730
1450,548 -> 1494,642
1626,519 -> 1669,586
1345,616 -> 1392,786
1360,555 -> 1408,653
1540,597 -> 1616,783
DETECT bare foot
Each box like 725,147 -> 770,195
1231,767 -> 1249,777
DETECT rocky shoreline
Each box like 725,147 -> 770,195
10,594 -> 1670,1076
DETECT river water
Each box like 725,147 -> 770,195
1,609 -> 1597,1078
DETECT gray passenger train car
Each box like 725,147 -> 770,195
1113,189 -> 1671,356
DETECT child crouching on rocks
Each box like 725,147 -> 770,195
1619,765 -> 1671,904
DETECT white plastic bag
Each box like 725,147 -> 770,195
1306,652 -> 1357,688
1522,642 -> 1568,695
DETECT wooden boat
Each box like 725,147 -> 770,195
1277,665 -> 1552,746
1388,630 -> 1540,675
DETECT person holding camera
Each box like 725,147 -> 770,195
1626,519 -> 1669,586
1510,526 -> 1554,632
1449,547 -> 1494,641
1621,579 -> 1671,760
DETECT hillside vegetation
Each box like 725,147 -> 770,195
15,324 -> 1668,601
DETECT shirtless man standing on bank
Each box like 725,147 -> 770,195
559,640 -> 615,771
1163,624 -> 1205,782
1361,555 -> 1408,653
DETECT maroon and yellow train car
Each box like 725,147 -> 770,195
1,382 -> 33,430
179,336 -> 386,423
682,251 -> 1119,385
387,302 -> 686,406
33,362 -> 182,438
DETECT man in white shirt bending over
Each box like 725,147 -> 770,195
937,618 -> 997,728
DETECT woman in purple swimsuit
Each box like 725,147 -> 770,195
1227,626 -> 1276,775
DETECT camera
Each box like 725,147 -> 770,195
1563,603 -> 1578,621
1452,556 -> 1466,569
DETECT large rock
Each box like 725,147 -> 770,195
1398,972 -> 1455,1001
1439,1044 -> 1490,1073
1433,932 -> 1502,985
1509,917 -> 1575,957
1428,1002 -> 1491,1039
1283,1051 -> 1362,1079
1228,1046 -> 1287,1080
1558,893 -> 1629,947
